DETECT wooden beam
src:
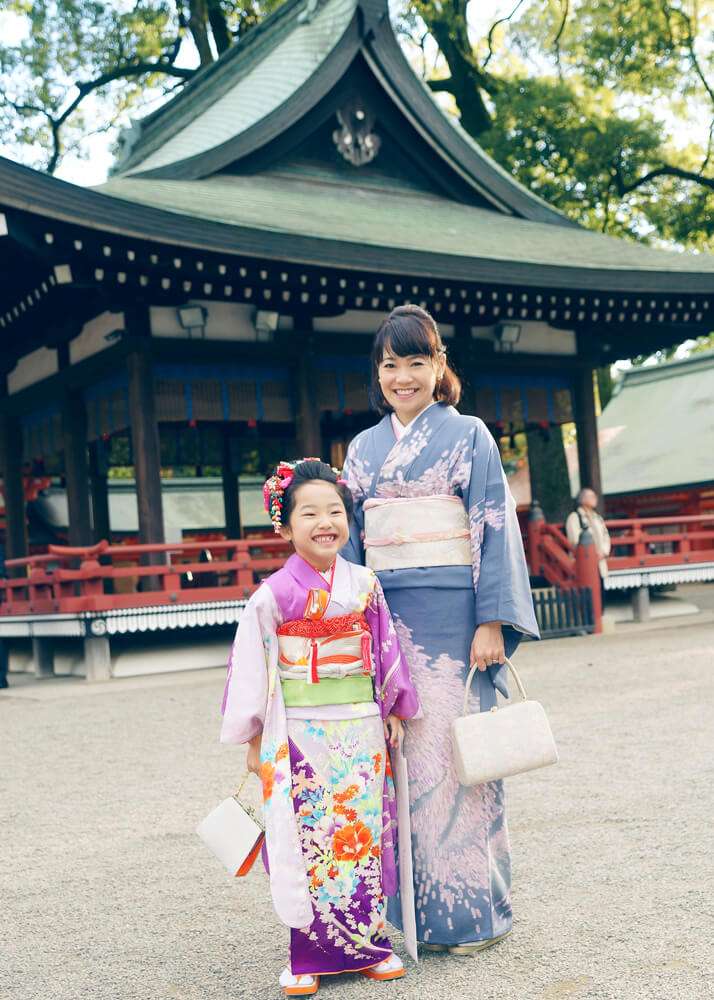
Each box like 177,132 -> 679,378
127,348 -> 165,548
572,366 -> 603,502
0,408 -> 28,567
61,391 -> 93,546
221,426 -> 242,539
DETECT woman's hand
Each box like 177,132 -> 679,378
384,715 -> 403,748
470,622 -> 505,671
246,732 -> 262,776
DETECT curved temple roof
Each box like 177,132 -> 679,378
0,0 -> 712,314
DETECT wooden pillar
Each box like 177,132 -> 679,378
88,440 -> 111,543
221,425 -> 242,539
454,324 -> 477,416
572,366 -> 603,502
0,408 -> 28,566
295,331 -> 323,459
127,350 -> 165,548
61,392 -> 93,546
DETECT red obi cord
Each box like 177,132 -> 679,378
277,611 -> 368,638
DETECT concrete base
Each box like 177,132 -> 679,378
84,637 -> 112,682
32,638 -> 55,678
603,593 -> 700,627
632,585 -> 651,623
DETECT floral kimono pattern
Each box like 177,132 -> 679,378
220,554 -> 419,975
342,403 -> 539,947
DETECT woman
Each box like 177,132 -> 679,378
341,305 -> 539,955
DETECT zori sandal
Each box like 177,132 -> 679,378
448,930 -> 512,956
359,953 -> 405,981
279,968 -> 319,996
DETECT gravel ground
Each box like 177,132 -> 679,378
1,620 -> 713,1000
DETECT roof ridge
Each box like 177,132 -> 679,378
621,350 -> 714,384
115,0 -> 333,174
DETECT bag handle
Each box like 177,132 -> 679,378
462,656 -> 528,717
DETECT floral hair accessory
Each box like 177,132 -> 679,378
263,457 -> 321,533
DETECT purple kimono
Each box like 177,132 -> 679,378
221,553 -> 419,975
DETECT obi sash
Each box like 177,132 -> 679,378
363,494 -> 471,571
277,611 -> 374,706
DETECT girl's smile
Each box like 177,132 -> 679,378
279,480 -> 350,571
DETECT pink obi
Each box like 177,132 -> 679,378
363,495 -> 471,572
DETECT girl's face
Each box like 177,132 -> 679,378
279,480 -> 349,571
377,349 -> 445,423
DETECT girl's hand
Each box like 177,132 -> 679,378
470,622 -> 505,671
384,715 -> 403,748
246,733 -> 262,776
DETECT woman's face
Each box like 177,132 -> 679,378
378,349 -> 444,423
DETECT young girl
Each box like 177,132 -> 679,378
220,459 -> 419,997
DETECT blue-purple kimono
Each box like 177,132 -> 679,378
342,402 -> 539,947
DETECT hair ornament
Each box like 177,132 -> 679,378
263,457 -> 332,532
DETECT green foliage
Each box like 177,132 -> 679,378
0,0 -> 280,172
405,0 -> 714,251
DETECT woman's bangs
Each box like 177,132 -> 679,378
380,315 -> 436,360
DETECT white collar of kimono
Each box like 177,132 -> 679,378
390,400 -> 438,440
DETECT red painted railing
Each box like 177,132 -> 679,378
605,514 -> 714,571
0,538 -> 292,615
529,513 -> 714,583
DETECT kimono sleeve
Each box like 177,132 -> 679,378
365,577 -> 421,721
219,583 -> 281,745
468,422 -> 540,649
340,435 -> 367,565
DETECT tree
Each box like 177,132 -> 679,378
397,0 -> 714,249
0,1 -> 279,174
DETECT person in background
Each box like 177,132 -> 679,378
566,488 -> 611,581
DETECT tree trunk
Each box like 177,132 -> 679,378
208,0 -> 232,54
525,426 -> 573,525
188,0 -> 215,67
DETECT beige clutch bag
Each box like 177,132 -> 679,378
451,657 -> 558,786
196,775 -> 265,877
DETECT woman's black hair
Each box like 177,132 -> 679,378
281,459 -> 354,528
369,304 -> 462,414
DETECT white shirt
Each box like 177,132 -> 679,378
391,401 -> 438,441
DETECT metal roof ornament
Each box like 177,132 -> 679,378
333,102 -> 381,166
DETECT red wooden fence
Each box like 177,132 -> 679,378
0,538 -> 292,615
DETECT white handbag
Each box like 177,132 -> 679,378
196,775 -> 265,877
451,657 -> 558,786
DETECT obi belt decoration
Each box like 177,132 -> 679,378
277,611 -> 373,685
363,494 -> 471,572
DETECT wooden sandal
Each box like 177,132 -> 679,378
359,954 -> 405,981
279,969 -> 319,996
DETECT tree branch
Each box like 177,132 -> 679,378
553,0 -> 570,78
615,161 -> 714,195
482,0 -> 529,69
663,1 -> 714,109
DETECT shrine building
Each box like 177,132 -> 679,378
1,0 -> 713,562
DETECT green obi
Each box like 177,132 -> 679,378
280,674 -> 374,707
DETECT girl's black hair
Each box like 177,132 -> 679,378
282,460 -> 354,528
369,303 -> 462,414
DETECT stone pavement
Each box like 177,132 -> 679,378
2,619 -> 713,1000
